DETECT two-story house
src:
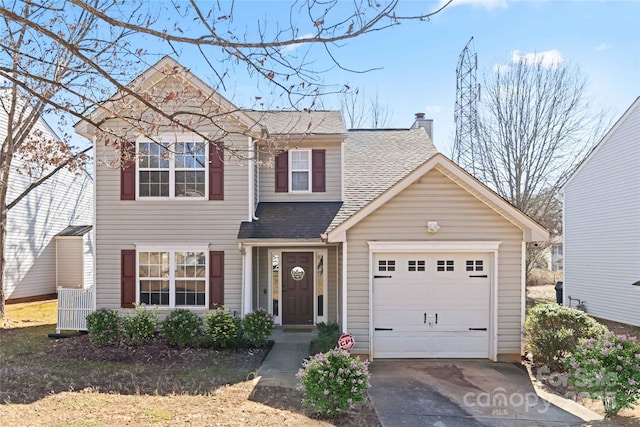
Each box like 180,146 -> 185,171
75,57 -> 547,361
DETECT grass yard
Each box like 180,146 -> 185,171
0,301 -> 378,426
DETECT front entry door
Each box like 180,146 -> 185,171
282,252 -> 314,325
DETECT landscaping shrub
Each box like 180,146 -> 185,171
161,309 -> 203,348
297,348 -> 371,417
313,322 -> 342,353
242,308 -> 274,347
122,304 -> 158,346
524,303 -> 608,369
86,308 -> 121,347
203,308 -> 239,349
566,331 -> 640,415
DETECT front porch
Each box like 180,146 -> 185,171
241,245 -> 341,328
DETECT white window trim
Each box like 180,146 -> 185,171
135,135 -> 208,200
288,149 -> 311,193
268,249 -> 328,325
136,245 -> 209,309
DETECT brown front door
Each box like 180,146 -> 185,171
282,252 -> 314,325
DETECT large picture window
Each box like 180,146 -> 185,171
138,140 -> 206,198
138,249 -> 207,307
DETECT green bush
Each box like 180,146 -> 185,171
566,332 -> 640,415
313,322 -> 342,353
524,303 -> 608,369
203,308 -> 239,349
122,304 -> 158,346
297,348 -> 371,417
86,308 -> 121,347
161,309 -> 203,348
242,308 -> 274,347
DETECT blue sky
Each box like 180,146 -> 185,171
177,0 -> 638,154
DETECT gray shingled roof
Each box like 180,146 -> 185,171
56,225 -> 93,237
328,127 -> 439,230
245,111 -> 344,135
238,202 -> 343,240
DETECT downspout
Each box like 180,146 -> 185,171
92,135 -> 97,309
342,241 -> 348,333
248,137 -> 258,221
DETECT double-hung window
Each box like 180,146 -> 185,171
138,248 -> 207,307
138,140 -> 206,198
290,149 -> 310,192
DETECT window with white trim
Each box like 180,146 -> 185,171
138,141 -> 206,198
378,260 -> 396,272
437,260 -> 454,272
138,249 -> 207,307
408,260 -> 426,272
466,260 -> 484,272
290,149 -> 310,192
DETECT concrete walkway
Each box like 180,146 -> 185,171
255,328 -> 317,389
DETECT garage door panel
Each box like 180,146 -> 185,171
373,252 -> 491,359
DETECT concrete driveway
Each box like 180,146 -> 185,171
368,360 -> 585,427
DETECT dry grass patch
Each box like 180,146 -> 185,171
0,300 -> 380,426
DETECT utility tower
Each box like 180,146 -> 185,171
452,37 -> 480,175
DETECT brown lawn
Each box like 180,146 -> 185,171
0,300 -> 379,426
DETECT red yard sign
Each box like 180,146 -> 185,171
338,333 -> 355,351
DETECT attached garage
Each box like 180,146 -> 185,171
327,154 -> 548,362
370,243 -> 499,359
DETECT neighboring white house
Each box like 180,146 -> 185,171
2,92 -> 94,302
562,97 -> 640,326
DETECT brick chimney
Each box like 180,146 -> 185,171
411,112 -> 433,141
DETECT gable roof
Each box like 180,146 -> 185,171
562,96 -> 640,191
238,202 -> 342,240
75,56 -> 257,138
245,110 -> 345,135
328,127 -> 438,230
327,152 -> 548,242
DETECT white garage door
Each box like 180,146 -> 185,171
373,252 -> 491,358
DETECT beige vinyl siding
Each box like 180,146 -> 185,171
259,139 -> 342,202
93,131 -> 249,315
56,238 -> 84,288
564,100 -> 640,327
345,169 -> 523,357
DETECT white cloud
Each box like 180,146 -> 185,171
280,33 -> 314,54
424,105 -> 442,114
511,49 -> 564,68
596,43 -> 611,52
440,0 -> 508,10
492,49 -> 564,73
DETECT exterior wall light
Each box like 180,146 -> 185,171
427,221 -> 440,234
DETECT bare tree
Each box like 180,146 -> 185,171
0,1 -> 451,316
340,88 -> 391,128
467,57 -> 609,273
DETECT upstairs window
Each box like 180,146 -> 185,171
137,141 -> 207,198
290,150 -> 310,192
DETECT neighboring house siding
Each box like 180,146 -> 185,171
5,164 -> 93,300
259,140 -> 342,202
345,169 -> 523,356
564,101 -> 640,326
93,133 -> 249,315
